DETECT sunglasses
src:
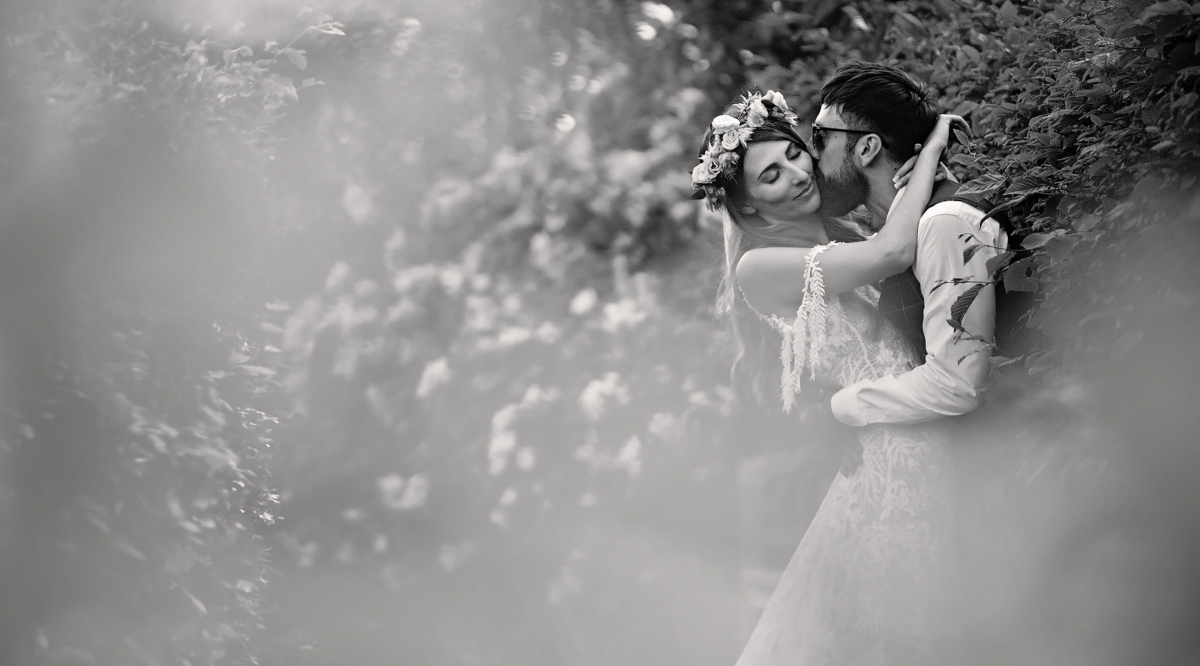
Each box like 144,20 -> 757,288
810,123 -> 889,153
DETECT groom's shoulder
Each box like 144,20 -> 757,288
920,198 -> 989,228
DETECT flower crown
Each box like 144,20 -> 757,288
690,90 -> 800,212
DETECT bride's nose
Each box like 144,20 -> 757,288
791,167 -> 811,186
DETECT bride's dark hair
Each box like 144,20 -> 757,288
705,113 -> 873,408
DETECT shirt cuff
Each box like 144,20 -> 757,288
830,384 -> 869,427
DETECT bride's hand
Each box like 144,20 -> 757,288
924,112 -> 969,153
893,151 -> 957,189
891,113 -> 970,189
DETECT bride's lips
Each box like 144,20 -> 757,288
793,179 -> 814,200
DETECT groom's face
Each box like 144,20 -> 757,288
812,104 -> 870,218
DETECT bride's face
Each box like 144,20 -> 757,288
741,139 -> 821,221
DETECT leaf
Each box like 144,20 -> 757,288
1075,213 -> 1102,231
950,283 -> 986,327
315,24 -> 346,35
895,11 -> 925,34
284,48 -> 307,70
183,588 -> 208,615
962,243 -> 983,264
956,172 -> 1006,195
986,250 -> 1015,276
1139,0 -> 1192,21
951,100 -> 979,117
112,538 -> 147,561
1022,229 -> 1064,249
1002,256 -> 1039,292
950,153 -> 980,166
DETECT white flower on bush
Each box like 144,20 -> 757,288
492,403 -> 521,434
325,261 -> 351,292
488,430 -> 517,475
439,266 -> 465,294
465,295 -> 497,332
569,288 -> 597,315
342,181 -> 374,225
515,446 -> 536,471
601,297 -> 648,332
379,472 -> 431,511
579,372 -> 630,421
415,357 -> 452,398
522,384 -> 559,404
535,321 -> 561,344
616,435 -> 642,476
648,412 -> 682,441
391,264 -> 439,293
489,387 -> 558,474
438,541 -> 476,572
496,326 -> 532,347
499,487 -> 518,506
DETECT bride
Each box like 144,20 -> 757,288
691,90 -> 965,665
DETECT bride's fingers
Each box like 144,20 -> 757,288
939,113 -> 971,138
892,152 -> 919,188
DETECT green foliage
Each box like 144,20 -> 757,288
0,2 -> 335,662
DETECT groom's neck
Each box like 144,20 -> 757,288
863,169 -> 900,226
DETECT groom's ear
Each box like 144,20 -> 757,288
855,134 -> 887,168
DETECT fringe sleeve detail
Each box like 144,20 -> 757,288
780,242 -> 840,413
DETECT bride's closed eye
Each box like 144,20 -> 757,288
762,144 -> 805,184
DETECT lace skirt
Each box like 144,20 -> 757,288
735,422 -> 954,666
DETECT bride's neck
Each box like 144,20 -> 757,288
761,212 -> 828,246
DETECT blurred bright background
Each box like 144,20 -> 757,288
0,0 -> 1198,664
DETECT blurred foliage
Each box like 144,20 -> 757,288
0,0 -> 1198,663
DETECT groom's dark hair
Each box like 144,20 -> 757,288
819,61 -> 940,165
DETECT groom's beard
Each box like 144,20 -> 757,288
816,160 -> 869,218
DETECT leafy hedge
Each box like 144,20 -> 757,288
0,4 -> 341,663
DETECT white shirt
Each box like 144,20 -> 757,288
830,188 -> 1009,426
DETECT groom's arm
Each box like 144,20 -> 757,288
829,207 -> 1007,426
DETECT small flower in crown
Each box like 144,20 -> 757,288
690,90 -> 798,210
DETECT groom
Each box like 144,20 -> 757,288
811,61 -> 1009,427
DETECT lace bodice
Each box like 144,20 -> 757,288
748,243 -> 920,412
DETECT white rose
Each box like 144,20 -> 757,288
691,154 -> 721,184
720,131 -> 740,150
763,90 -> 787,110
746,99 -> 769,127
711,114 -> 740,132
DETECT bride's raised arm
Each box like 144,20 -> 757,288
737,114 -> 965,314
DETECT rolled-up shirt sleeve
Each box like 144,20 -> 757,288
831,206 -> 1007,426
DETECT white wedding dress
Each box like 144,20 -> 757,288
736,243 -> 955,666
